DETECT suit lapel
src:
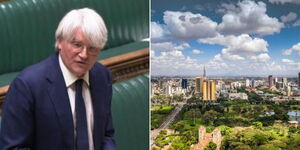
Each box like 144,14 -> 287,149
89,68 -> 106,150
46,54 -> 75,149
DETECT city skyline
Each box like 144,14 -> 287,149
151,0 -> 300,76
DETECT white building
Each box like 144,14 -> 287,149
165,85 -> 172,96
246,79 -> 250,87
228,93 -> 248,100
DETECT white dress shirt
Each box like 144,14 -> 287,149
59,55 -> 94,150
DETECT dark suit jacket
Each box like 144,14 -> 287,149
0,53 -> 116,150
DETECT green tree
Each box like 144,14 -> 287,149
205,141 -> 217,150
257,144 -> 278,150
287,134 -> 300,149
172,121 -> 185,133
252,121 -> 263,130
288,126 -> 297,134
170,142 -> 188,150
202,110 -> 220,126
218,125 -> 233,136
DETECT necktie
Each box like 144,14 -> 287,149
75,79 -> 89,150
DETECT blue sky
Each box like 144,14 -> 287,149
151,0 -> 300,77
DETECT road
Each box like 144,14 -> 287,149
159,103 -> 184,129
151,101 -> 186,146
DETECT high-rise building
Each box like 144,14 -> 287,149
268,75 -> 273,87
274,77 -> 278,83
165,84 -> 172,96
245,79 -> 250,87
207,81 -> 211,100
195,77 -> 204,94
181,79 -> 188,89
282,77 -> 287,89
202,81 -> 208,100
251,79 -> 256,88
159,80 -> 164,90
211,80 -> 216,100
287,86 -> 291,96
202,80 -> 216,100
298,72 -> 300,88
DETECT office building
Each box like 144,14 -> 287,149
202,80 -> 216,100
195,76 -> 204,94
251,79 -> 256,88
298,73 -> 300,88
282,77 -> 287,89
268,75 -> 273,87
181,79 -> 188,89
245,79 -> 250,87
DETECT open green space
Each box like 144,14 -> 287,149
152,95 -> 300,150
151,105 -> 175,129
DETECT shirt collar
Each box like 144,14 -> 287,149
59,54 -> 90,87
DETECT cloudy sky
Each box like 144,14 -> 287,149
151,0 -> 300,77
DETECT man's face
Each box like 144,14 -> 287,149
58,28 -> 100,77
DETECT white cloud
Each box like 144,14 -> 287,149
151,50 -> 203,76
282,59 -> 300,70
191,49 -> 203,54
224,53 -> 245,61
282,49 -> 293,55
163,11 -> 218,40
151,22 -> 165,41
217,0 -> 284,36
280,12 -> 297,22
293,19 -> 300,26
269,0 -> 300,4
281,42 -> 300,56
151,42 -> 190,52
250,53 -> 270,62
282,58 -> 294,63
205,58 -> 287,76
292,43 -> 300,50
175,43 -> 191,51
151,11 -> 218,42
213,54 -> 223,62
199,34 -> 269,60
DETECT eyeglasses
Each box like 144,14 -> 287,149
70,40 -> 100,55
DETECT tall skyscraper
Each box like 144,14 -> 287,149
251,79 -> 256,88
274,77 -> 278,84
166,84 -> 172,96
282,77 -> 287,89
211,80 -> 216,100
159,80 -> 164,90
195,66 -> 216,100
287,86 -> 291,96
298,72 -> 300,88
195,77 -> 204,94
202,80 -> 216,100
245,79 -> 250,87
202,81 -> 208,100
181,79 -> 188,89
268,75 -> 273,87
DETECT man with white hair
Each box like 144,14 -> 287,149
0,8 -> 116,150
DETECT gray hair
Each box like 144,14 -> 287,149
55,8 -> 108,50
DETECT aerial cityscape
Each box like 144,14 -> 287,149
151,0 -> 300,149
151,68 -> 300,149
